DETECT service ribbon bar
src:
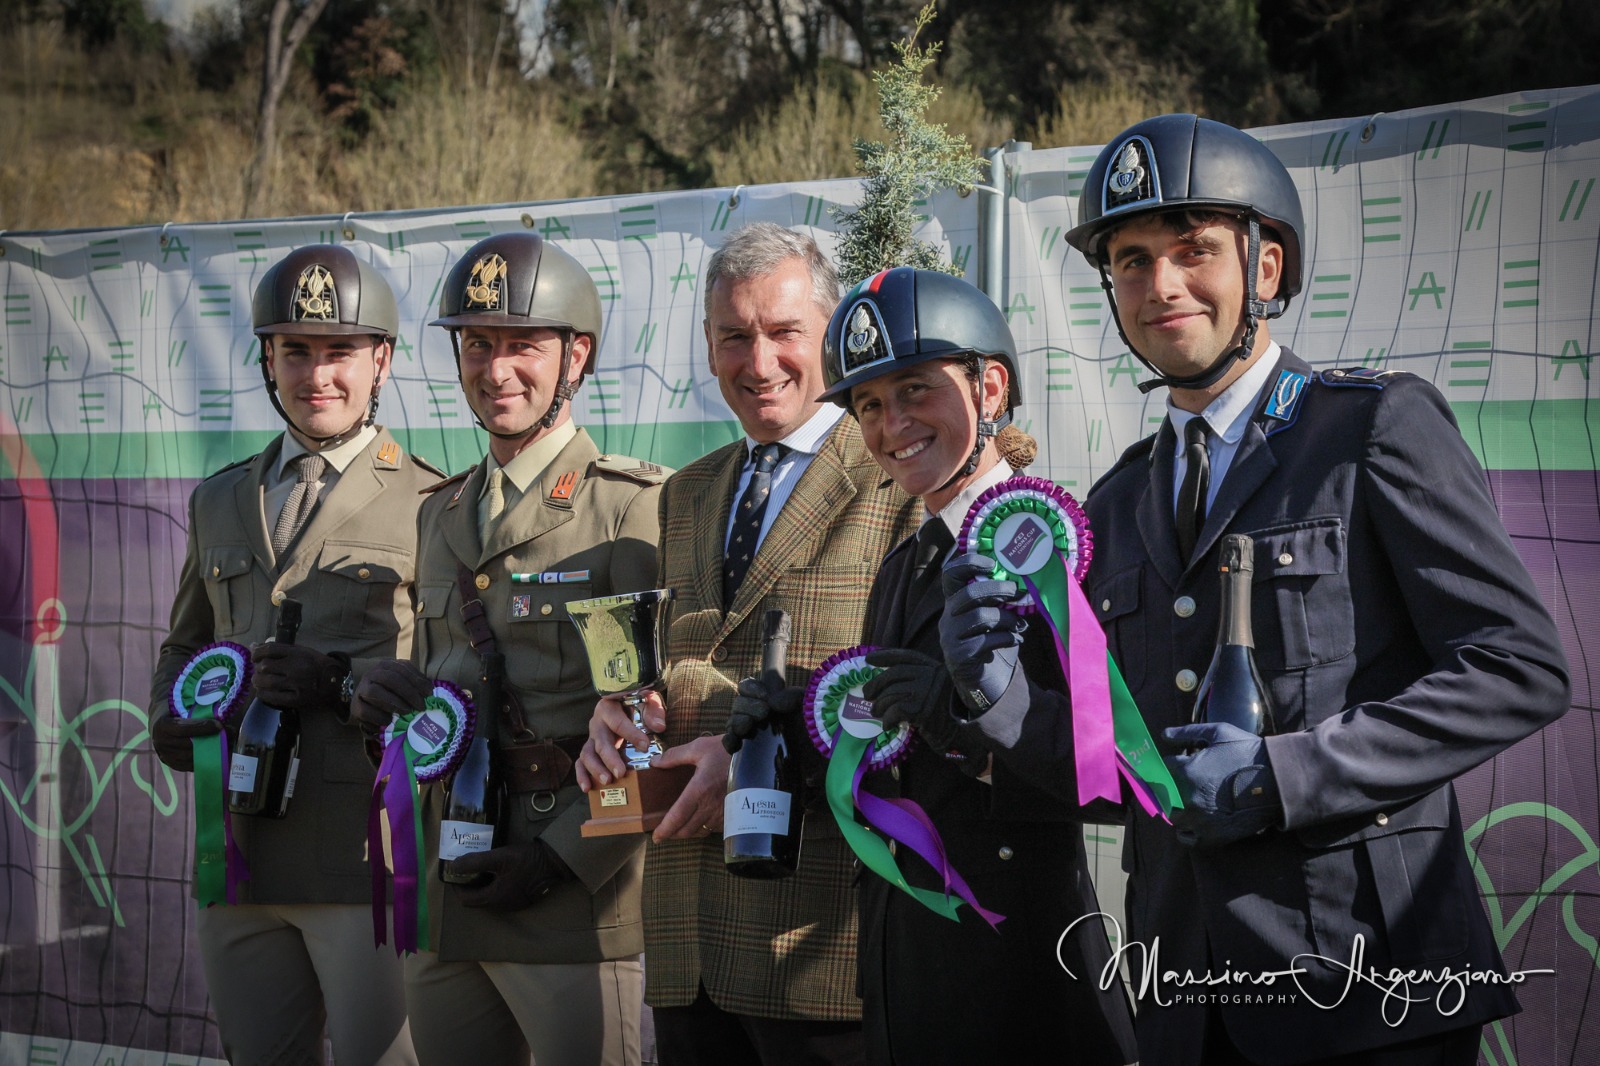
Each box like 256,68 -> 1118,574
806,647 -> 1002,929
960,475 -> 1180,819
369,681 -> 474,955
170,642 -> 251,907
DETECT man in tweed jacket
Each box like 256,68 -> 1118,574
579,224 -> 918,1064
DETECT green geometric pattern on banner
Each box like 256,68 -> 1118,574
0,421 -> 744,480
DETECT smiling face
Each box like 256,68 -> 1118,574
852,357 -> 1007,513
704,257 -> 831,444
1105,212 -> 1281,405
457,325 -> 590,462
263,332 -> 390,446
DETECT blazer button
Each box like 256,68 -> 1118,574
998,846 -> 1014,860
1278,552 -> 1294,566
1173,596 -> 1196,618
358,567 -> 371,579
711,647 -> 728,663
1101,599 -> 1112,612
1375,812 -> 1389,826
475,574 -> 491,590
1175,669 -> 1198,692
540,603 -> 553,616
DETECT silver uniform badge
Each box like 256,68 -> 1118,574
846,305 -> 878,360
1103,136 -> 1159,214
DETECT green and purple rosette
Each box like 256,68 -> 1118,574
369,682 -> 473,955
805,647 -> 1003,928
169,642 -> 252,907
959,475 -> 1180,819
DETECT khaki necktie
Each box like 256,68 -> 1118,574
271,453 -> 326,558
481,466 -> 507,550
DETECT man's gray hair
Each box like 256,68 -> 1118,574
703,222 -> 840,320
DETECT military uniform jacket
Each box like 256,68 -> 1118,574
857,535 -> 1138,1066
150,426 -> 438,904
412,427 -> 664,964
1078,349 -> 1569,1065
645,419 -> 919,1019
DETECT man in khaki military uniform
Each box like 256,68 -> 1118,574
150,244 -> 433,1066
352,232 -> 663,1066
578,224 -> 919,1065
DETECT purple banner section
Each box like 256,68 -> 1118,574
0,468 -> 1595,1062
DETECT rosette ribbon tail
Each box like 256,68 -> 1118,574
825,729 -> 1002,928
191,727 -> 237,906
1021,559 -> 1181,819
371,738 -> 431,955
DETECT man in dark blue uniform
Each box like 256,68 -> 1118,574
956,114 -> 1570,1065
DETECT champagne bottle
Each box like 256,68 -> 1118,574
227,598 -> 304,818
440,651 -> 504,883
1191,534 -> 1276,736
724,609 -> 804,879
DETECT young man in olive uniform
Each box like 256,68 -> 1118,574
352,233 -> 665,1066
150,244 -> 435,1065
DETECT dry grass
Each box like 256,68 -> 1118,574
1028,75 -> 1199,150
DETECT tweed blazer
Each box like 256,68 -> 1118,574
643,418 -> 919,1020
150,427 -> 439,903
411,427 -> 665,964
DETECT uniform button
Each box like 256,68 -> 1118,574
475,574 -> 491,590
1174,596 -> 1196,618
416,600 -> 426,613
1278,552 -> 1294,566
211,566 -> 220,577
1375,812 -> 1389,826
357,567 -> 371,579
1175,669 -> 1198,692
998,846 -> 1014,861
711,647 -> 728,663
540,603 -> 553,616
1101,599 -> 1112,612
598,453 -> 612,461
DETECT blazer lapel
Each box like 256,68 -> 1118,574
481,431 -> 595,564
1136,420 -> 1184,590
242,439 -> 280,573
440,462 -> 488,573
721,428 -> 860,636
290,433 -> 387,561
691,443 -> 744,618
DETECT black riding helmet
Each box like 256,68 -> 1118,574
432,232 -> 603,434
251,244 -> 398,444
1064,114 -> 1305,393
820,266 -> 1020,484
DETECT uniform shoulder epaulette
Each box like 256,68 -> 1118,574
411,454 -> 447,478
421,469 -> 472,495
1319,366 -> 1409,389
589,453 -> 669,485
203,453 -> 259,481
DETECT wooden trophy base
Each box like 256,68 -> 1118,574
582,764 -> 695,836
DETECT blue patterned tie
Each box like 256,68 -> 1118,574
723,442 -> 788,604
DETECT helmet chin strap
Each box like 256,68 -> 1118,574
934,357 -> 1012,495
1098,216 -> 1281,395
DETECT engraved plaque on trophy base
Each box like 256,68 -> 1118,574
580,763 -> 695,837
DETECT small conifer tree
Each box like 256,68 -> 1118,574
832,3 -> 985,287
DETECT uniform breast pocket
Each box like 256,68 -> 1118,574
201,545 -> 255,637
515,583 -> 594,692
1089,566 -> 1145,692
318,540 -> 414,637
1247,519 -> 1354,672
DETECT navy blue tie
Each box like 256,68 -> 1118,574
723,442 -> 788,604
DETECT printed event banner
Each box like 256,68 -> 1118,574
1,87 -> 1596,1062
